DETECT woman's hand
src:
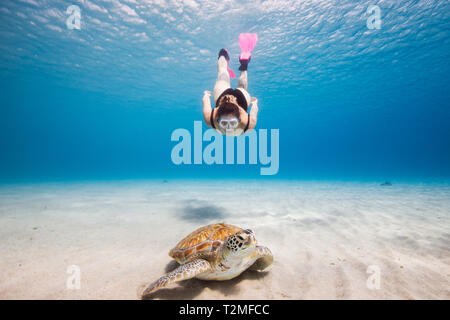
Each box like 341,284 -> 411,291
251,97 -> 258,105
204,90 -> 212,97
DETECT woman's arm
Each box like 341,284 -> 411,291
247,97 -> 259,131
202,90 -> 212,127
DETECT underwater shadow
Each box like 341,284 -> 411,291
179,200 -> 228,222
140,260 -> 270,300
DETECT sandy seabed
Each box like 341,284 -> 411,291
0,180 -> 448,300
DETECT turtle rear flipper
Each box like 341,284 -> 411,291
139,259 -> 211,299
250,246 -> 273,271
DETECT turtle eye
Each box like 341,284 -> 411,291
237,235 -> 244,241
244,229 -> 253,234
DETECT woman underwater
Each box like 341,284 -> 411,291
202,34 -> 259,136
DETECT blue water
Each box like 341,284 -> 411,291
0,0 -> 449,182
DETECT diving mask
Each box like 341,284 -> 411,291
218,116 -> 239,130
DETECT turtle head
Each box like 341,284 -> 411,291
225,229 -> 256,257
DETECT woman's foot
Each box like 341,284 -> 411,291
239,56 -> 251,71
218,48 -> 230,61
218,48 -> 236,78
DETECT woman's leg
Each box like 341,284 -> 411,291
237,70 -> 251,107
237,70 -> 248,90
213,56 -> 231,105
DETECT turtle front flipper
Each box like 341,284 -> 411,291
140,259 -> 211,299
250,246 -> 273,271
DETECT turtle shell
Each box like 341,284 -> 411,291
169,223 -> 243,264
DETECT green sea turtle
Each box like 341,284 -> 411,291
140,223 -> 273,298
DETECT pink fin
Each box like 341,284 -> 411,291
227,61 -> 235,78
239,33 -> 258,60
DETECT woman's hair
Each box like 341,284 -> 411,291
217,101 -> 240,120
